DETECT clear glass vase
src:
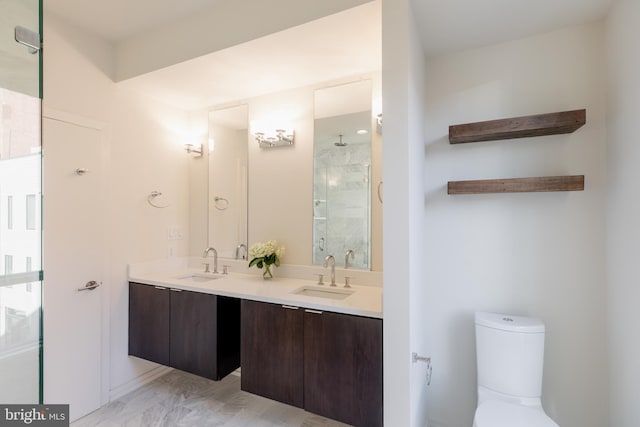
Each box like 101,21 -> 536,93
263,264 -> 273,279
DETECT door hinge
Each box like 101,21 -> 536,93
15,26 -> 41,53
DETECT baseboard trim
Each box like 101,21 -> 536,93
109,366 -> 173,401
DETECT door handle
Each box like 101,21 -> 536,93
77,281 -> 100,292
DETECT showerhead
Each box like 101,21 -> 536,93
334,134 -> 347,147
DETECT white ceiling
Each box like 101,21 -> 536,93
45,0 -> 615,111
118,2 -> 381,110
413,0 -> 614,57
44,0 -> 220,43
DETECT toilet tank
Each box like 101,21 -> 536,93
475,312 -> 545,398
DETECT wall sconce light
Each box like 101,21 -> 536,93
376,114 -> 383,135
254,128 -> 295,148
184,143 -> 203,158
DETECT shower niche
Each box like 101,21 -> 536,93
313,81 -> 372,270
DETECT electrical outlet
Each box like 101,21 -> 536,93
167,226 -> 184,240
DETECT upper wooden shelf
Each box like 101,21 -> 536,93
449,109 -> 586,144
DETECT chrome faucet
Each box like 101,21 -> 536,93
235,243 -> 248,260
344,249 -> 355,269
323,255 -> 336,287
202,247 -> 218,273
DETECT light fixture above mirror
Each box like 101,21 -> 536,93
253,128 -> 295,148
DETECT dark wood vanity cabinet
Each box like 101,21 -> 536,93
129,282 -> 171,366
304,310 -> 383,427
240,299 -> 383,427
128,282 -> 240,381
170,288 -> 241,380
240,300 -> 304,407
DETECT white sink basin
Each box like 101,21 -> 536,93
291,286 -> 354,300
174,273 -> 222,283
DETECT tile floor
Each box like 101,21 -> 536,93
72,370 -> 349,427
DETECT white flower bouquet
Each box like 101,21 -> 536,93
248,240 -> 285,279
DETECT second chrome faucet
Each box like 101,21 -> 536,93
323,255 -> 336,287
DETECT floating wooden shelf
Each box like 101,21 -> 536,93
449,109 -> 586,144
448,175 -> 584,195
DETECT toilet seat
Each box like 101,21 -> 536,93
474,400 -> 559,427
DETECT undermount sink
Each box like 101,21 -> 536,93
291,286 -> 354,300
174,273 -> 222,283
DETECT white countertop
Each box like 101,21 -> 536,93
129,268 -> 383,319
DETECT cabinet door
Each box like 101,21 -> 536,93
128,283 -> 170,366
304,310 -> 383,427
351,315 -> 383,427
241,300 -> 304,408
170,291 -> 241,380
170,289 -> 219,379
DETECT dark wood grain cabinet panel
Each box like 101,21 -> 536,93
304,310 -> 355,424
240,300 -> 304,408
351,314 -> 384,427
170,290 -> 240,380
240,299 -> 382,427
128,283 -> 170,366
129,283 -> 240,381
304,310 -> 383,427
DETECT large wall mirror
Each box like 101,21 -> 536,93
207,105 -> 248,259
204,78 -> 382,270
313,80 -> 373,270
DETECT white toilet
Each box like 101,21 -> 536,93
473,312 -> 559,427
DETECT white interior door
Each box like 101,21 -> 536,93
42,114 -> 106,421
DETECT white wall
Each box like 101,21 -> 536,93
381,0 -> 429,425
605,2 -> 640,426
43,12 -> 191,396
247,86 -> 314,266
422,23 -> 608,427
407,11 -> 430,427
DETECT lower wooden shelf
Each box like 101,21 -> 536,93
448,175 -> 584,195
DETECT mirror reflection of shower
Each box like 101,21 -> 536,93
313,80 -> 372,270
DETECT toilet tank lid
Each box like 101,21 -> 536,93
475,312 -> 545,333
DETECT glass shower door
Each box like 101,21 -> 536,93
0,0 -> 42,404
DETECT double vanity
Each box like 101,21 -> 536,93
128,261 -> 383,427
